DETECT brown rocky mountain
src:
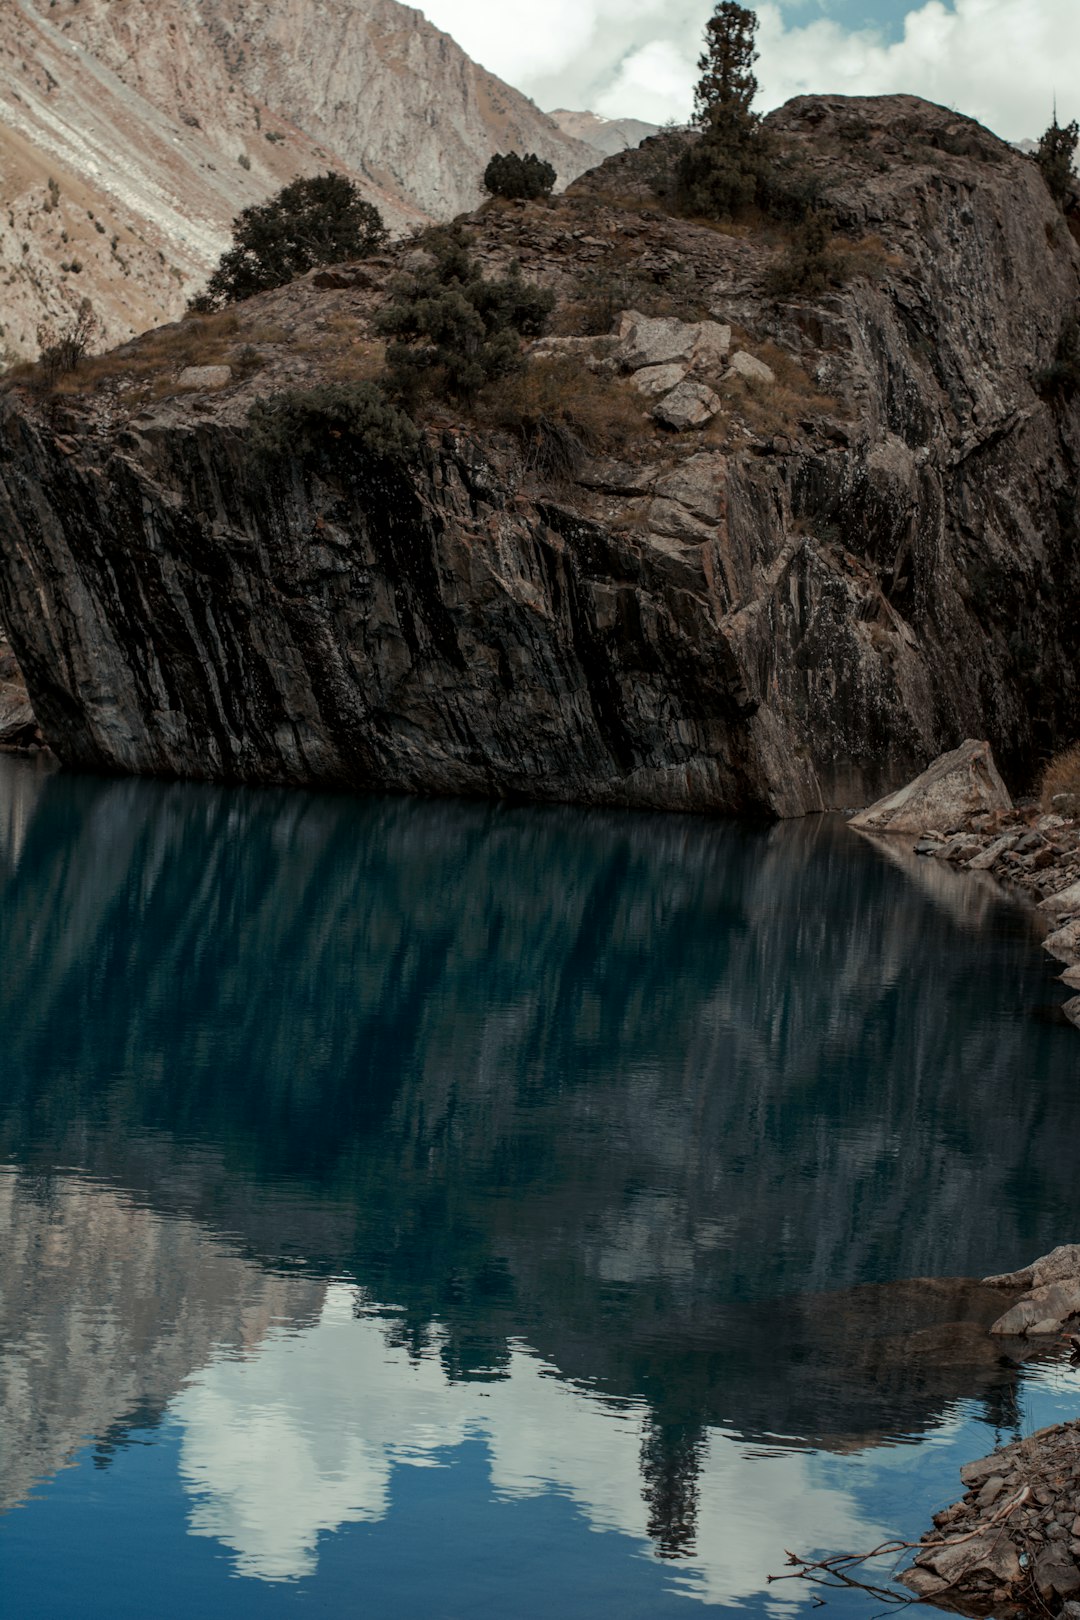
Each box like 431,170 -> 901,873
0,95 -> 1077,815
0,0 -> 593,360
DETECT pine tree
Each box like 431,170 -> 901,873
677,3 -> 764,219
1036,112 -> 1079,209
190,173 -> 388,311
483,152 -> 556,201
693,1 -> 760,138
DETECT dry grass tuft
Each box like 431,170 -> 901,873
1040,745 -> 1080,816
475,356 -> 650,478
712,344 -> 841,441
3,308 -> 294,402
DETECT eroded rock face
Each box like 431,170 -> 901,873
0,633 -> 39,749
0,94 -> 1077,814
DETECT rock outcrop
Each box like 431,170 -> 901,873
0,632 -> 39,749
986,1245 -> 1080,1337
0,95 -> 1078,813
850,740 -> 1013,834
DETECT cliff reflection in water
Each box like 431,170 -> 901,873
1,757 -> 1078,1584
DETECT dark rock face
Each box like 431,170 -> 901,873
0,94 -> 1078,814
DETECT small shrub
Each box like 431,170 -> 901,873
377,225 -> 554,404
231,343 -> 265,380
1036,115 -> 1079,209
191,172 -> 388,311
765,212 -> 843,296
483,152 -> 556,201
34,298 -> 102,387
248,381 -> 419,464
477,356 -> 647,479
558,261 -> 705,338
1040,744 -> 1080,816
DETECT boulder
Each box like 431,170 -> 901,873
990,1278 -> 1080,1336
1044,919 -> 1080,966
987,1247 -> 1080,1335
652,379 -> 722,431
630,362 -> 688,398
921,1532 -> 1021,1588
966,831 -> 1020,869
691,321 -> 732,373
1040,877 -> 1080,918
528,335 -> 603,361
615,314 -> 700,371
614,315 -> 732,377
176,365 -> 232,391
729,350 -> 775,385
652,453 -> 726,523
1035,1547 -> 1080,1602
850,740 -> 1012,835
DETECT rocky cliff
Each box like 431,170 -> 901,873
0,94 -> 1077,816
0,0 -> 591,358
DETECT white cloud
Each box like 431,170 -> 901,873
174,1283 -> 887,1598
417,0 -> 1078,144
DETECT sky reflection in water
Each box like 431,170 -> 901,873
1,754 -> 1079,1616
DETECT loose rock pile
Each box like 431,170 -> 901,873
900,1423 -> 1080,1614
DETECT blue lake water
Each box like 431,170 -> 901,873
1,752 -> 1079,1617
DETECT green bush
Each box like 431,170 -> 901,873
248,381 -> 419,464
483,152 -> 556,200
765,211 -> 843,296
675,1 -> 820,227
377,225 -> 554,404
191,173 -> 388,311
1036,115 -> 1079,209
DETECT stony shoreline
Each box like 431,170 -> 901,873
900,1422 -> 1080,1615
892,1246 -> 1080,1616
849,740 -> 1080,1030
907,808 -> 1080,1025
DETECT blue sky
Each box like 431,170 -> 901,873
417,0 -> 1074,142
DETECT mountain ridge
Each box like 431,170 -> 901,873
0,0 -> 597,359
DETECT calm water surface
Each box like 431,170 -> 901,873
1,754 -> 1079,1618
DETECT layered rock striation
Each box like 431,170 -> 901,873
0,95 -> 1078,814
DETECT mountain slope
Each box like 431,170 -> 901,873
549,109 -> 659,157
0,0 -> 592,359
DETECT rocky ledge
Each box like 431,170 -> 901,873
0,632 -> 43,752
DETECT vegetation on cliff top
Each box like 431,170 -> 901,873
376,224 -> 554,404
190,173 -> 389,313
483,152 -> 556,201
